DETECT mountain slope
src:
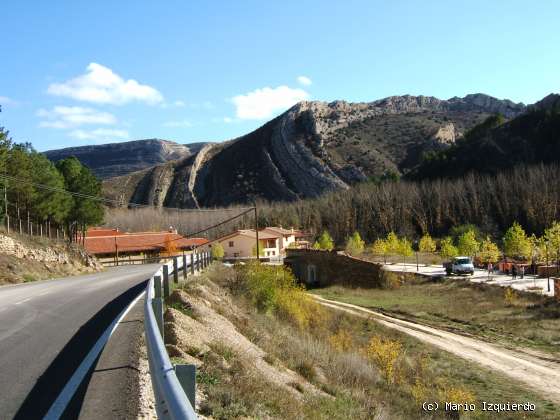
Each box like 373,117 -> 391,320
44,139 -> 208,179
411,94 -> 560,179
103,93 -> 526,207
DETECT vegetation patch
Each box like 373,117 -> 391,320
314,276 -> 560,355
205,263 -> 559,419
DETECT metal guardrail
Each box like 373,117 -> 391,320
144,251 -> 211,419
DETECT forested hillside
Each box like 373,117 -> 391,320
412,95 -> 560,179
0,116 -> 104,240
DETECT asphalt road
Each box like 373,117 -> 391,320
383,263 -> 555,297
0,264 -> 159,419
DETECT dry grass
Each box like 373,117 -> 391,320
0,232 -> 98,285
315,276 -> 560,355
171,264 -> 560,419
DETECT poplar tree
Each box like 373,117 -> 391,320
503,222 -> 531,260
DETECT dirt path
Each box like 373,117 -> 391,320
313,295 -> 560,404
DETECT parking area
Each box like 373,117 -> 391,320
383,263 -> 555,297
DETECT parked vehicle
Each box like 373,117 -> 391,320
443,256 -> 475,276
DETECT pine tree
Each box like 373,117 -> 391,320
56,157 -> 104,241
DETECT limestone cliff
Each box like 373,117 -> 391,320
100,93 -> 527,207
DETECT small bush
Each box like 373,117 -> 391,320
365,336 -> 403,384
380,271 -> 401,289
23,274 -> 36,283
329,329 -> 354,352
295,359 -> 316,381
504,287 -> 518,306
238,262 -> 329,330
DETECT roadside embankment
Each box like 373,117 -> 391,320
0,232 -> 102,285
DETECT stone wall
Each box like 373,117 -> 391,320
0,234 -> 100,269
284,249 -> 383,288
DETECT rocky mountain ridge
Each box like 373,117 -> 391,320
102,93 -> 528,208
44,138 -> 208,179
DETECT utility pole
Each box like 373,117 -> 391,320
254,202 -> 260,262
115,236 -> 119,266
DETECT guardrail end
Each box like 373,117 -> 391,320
175,364 -> 196,408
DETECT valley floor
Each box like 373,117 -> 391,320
164,264 -> 560,419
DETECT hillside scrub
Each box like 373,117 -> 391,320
0,231 -> 101,285
193,263 -> 559,419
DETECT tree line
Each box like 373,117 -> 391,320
312,219 -> 560,270
256,163 -> 560,245
0,122 -> 104,241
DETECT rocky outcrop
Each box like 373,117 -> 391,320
430,122 -> 457,146
0,234 -> 101,269
98,93 -> 533,207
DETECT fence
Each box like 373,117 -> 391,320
145,250 -> 211,419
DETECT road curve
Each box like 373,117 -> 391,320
0,264 -> 160,419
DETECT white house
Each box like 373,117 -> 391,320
211,229 -> 280,259
261,227 -> 309,253
208,227 -> 309,260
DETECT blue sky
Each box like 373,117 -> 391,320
1,0 -> 559,151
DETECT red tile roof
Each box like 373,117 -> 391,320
86,228 -> 125,237
84,232 -> 208,255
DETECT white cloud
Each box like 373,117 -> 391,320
37,106 -> 116,129
173,100 -> 186,107
223,117 -> 234,123
297,76 -> 312,86
0,96 -> 18,106
47,63 -> 163,105
163,119 -> 192,128
69,128 -> 129,141
231,85 -> 309,120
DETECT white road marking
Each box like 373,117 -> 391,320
44,290 -> 146,419
14,297 -> 32,305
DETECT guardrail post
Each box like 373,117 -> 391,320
175,364 -> 196,408
204,252 -> 208,268
183,254 -> 188,281
153,276 -> 164,339
163,265 -> 170,298
173,256 -> 179,284
194,252 -> 199,273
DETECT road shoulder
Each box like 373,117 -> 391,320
79,296 -> 156,419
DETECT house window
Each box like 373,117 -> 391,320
272,251 -> 275,256
229,241 -> 234,247
233,252 -> 239,257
